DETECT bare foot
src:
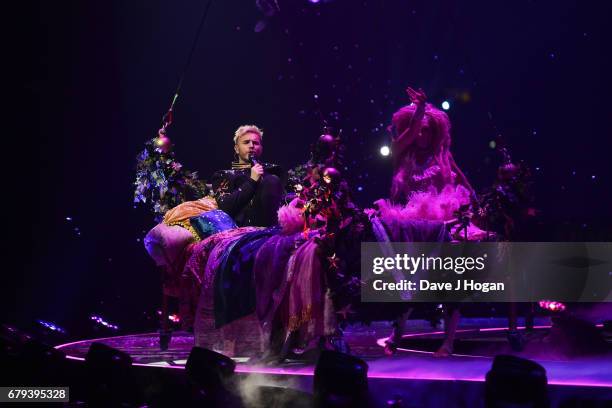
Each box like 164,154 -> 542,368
384,341 -> 397,356
433,344 -> 453,357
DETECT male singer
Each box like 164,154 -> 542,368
211,125 -> 285,227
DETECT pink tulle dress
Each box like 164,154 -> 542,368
389,156 -> 471,222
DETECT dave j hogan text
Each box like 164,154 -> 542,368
371,279 -> 505,293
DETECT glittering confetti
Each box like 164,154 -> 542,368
90,315 -> 119,331
37,320 -> 67,334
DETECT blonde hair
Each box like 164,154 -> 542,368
233,125 -> 263,144
390,103 -> 453,184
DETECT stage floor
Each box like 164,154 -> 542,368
56,318 -> 612,406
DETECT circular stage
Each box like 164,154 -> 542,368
386,325 -> 612,360
56,319 -> 612,395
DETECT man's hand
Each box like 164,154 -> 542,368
406,87 -> 427,107
250,163 -> 264,182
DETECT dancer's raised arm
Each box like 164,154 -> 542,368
392,87 -> 427,160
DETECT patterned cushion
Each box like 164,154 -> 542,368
189,210 -> 237,239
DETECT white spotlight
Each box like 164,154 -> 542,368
380,145 -> 390,156
441,101 -> 450,110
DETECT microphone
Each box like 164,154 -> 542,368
248,153 -> 259,166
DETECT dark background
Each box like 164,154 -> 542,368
9,0 -> 611,338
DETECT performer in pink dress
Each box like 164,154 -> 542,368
390,87 -> 474,208
386,87 -> 476,356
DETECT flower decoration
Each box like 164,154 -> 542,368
134,132 -> 208,222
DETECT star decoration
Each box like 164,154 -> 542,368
327,253 -> 340,270
335,304 -> 355,320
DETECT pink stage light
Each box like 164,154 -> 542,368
539,300 -> 566,312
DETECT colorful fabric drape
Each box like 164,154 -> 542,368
185,227 -> 259,286
163,197 -> 219,241
213,227 -> 281,328
283,236 -> 336,348
191,227 -> 261,353
163,196 -> 218,225
252,231 -> 303,339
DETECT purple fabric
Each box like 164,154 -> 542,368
284,236 -> 335,347
186,227 -> 259,287
252,232 -> 302,337
214,227 -> 279,328
191,227 -> 262,352
380,217 -> 449,242
371,216 -> 449,303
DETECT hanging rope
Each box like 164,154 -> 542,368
159,0 -> 215,134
